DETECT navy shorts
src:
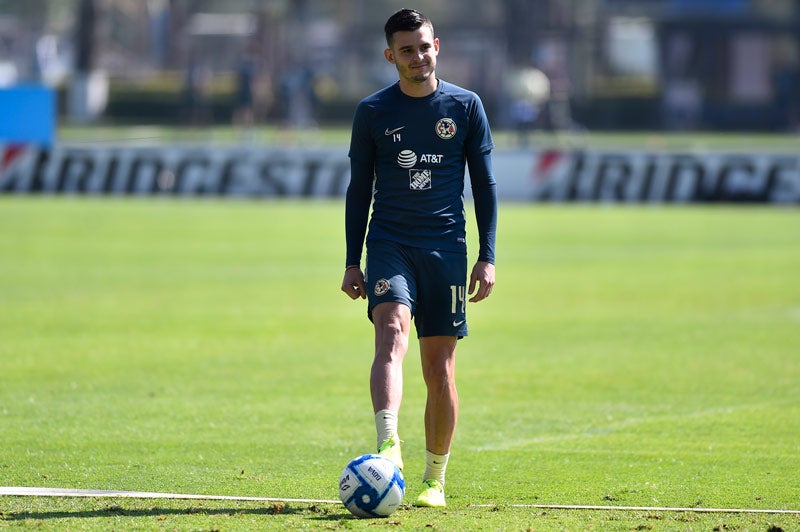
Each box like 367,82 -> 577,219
365,240 -> 468,338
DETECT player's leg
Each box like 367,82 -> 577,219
370,301 -> 412,414
365,241 -> 416,470
415,248 -> 465,457
370,302 -> 411,470
413,335 -> 457,508
411,248 -> 467,507
419,335 -> 459,456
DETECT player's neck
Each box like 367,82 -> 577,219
398,77 -> 438,98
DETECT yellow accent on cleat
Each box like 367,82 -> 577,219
377,435 -> 403,471
413,479 -> 446,508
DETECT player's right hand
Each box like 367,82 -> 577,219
341,267 -> 366,300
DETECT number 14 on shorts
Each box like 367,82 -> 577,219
450,285 -> 466,314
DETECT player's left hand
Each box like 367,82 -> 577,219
468,261 -> 495,303
342,266 -> 367,300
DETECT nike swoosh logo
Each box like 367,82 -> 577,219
452,320 -> 465,327
385,126 -> 405,135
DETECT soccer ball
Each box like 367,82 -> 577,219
339,454 -> 405,518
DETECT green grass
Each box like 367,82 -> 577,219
1,198 -> 798,531
57,124 -> 800,151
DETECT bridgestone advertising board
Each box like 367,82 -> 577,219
1,144 -> 798,203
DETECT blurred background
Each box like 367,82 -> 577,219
1,0 -> 798,134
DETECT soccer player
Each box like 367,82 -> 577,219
341,8 -> 497,508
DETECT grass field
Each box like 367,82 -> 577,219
57,124 -> 800,151
1,198 -> 798,531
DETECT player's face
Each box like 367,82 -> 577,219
385,26 -> 439,86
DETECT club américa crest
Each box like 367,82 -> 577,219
374,278 -> 391,296
435,118 -> 456,139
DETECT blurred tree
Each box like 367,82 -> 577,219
0,0 -> 49,25
503,0 -> 537,66
75,0 -> 96,73
69,0 -> 103,124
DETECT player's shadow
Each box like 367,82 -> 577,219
4,504 -> 325,521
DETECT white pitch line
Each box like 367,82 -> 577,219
3,488 -> 797,515
0,486 -> 340,505
471,503 -> 800,515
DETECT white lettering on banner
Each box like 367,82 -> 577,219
0,144 -> 351,198
484,149 -> 800,203
1,144 -> 798,203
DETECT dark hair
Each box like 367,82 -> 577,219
384,9 -> 434,46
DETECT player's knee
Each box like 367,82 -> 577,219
374,315 -> 410,360
377,322 -> 408,351
421,357 -> 455,389
424,370 -> 456,397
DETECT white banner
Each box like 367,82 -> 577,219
494,148 -> 800,203
1,144 -> 798,203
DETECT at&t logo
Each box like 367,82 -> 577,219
397,150 -> 444,168
397,150 -> 417,168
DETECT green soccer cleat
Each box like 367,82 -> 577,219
413,479 -> 446,508
377,434 -> 404,471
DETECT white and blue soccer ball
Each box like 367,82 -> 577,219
339,454 -> 405,518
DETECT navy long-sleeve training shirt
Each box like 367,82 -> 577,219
345,80 -> 497,267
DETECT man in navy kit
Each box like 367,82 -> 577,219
341,8 -> 497,508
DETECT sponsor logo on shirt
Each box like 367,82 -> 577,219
397,150 -> 417,168
420,154 -> 443,163
435,118 -> 457,139
409,169 -> 432,190
397,150 -> 443,168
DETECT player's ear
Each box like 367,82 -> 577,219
384,48 -> 395,64
434,38 -> 440,52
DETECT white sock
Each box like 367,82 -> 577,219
423,451 -> 449,485
375,409 -> 399,449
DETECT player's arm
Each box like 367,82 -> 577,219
342,157 -> 373,299
342,102 -> 375,300
466,149 -> 497,302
